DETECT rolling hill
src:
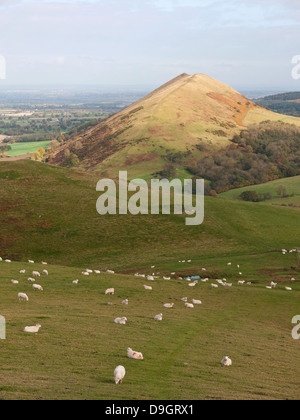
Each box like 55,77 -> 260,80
51,73 -> 300,179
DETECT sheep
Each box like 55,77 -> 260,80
28,260 -> 34,264
33,284 -> 43,291
42,262 -> 48,265
246,282 -> 252,286
163,303 -> 174,308
147,275 -> 155,281
105,288 -> 115,295
201,278 -> 209,283
114,317 -> 127,325
266,286 -> 272,289
154,313 -> 163,321
19,270 -> 26,274
227,262 -> 232,266
32,271 -> 41,277
18,293 -> 29,302
5,259 -> 11,263
23,324 -> 41,333
211,284 -> 218,288
185,303 -> 194,308
42,269 -> 49,276
27,277 -> 35,282
181,297 -> 188,302
122,299 -> 129,305
237,280 -> 245,285
188,282 -> 197,287
144,285 -> 152,290
239,272 -> 243,276
163,276 -> 171,280
0,257 -> 2,261
221,356 -> 232,367
127,348 -> 143,360
86,269 -> 93,273
114,366 -> 126,385
285,287 -> 292,291
94,270 -> 101,274
106,270 -> 115,274
73,280 -> 79,284
270,282 -> 277,288
192,299 -> 202,305
225,283 -> 233,287
11,280 -> 19,284
82,272 -> 90,276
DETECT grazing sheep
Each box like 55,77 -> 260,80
154,313 -> 163,321
27,277 -> 35,282
114,317 -> 127,325
42,269 -> 48,276
181,297 -> 188,302
5,259 -> 11,263
192,299 -> 202,305
105,288 -> 115,295
33,284 -> 43,291
32,271 -> 41,277
221,356 -> 232,367
201,278 -> 209,283
20,270 -> 26,274
144,285 -> 153,290
73,280 -> 79,284
11,280 -> 19,285
163,276 -> 171,280
94,270 -> 101,274
114,366 -> 126,385
122,299 -> 129,305
211,284 -> 218,288
127,348 -> 143,360
23,324 -> 41,333
18,293 -> 29,302
28,260 -> 34,264
86,269 -> 93,273
188,282 -> 197,287
237,280 -> 245,285
147,275 -> 155,281
185,303 -> 194,308
285,287 -> 292,291
163,303 -> 174,308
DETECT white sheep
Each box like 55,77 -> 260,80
114,317 -> 127,325
73,280 -> 79,284
19,270 -> 26,274
192,299 -> 202,305
163,303 -> 174,308
11,280 -> 19,285
221,356 -> 232,367
82,272 -> 89,276
188,282 -> 197,287
0,257 -> 2,261
42,269 -> 49,276
106,270 -> 115,274
181,297 -> 188,302
147,275 -> 155,281
27,277 -> 35,282
18,293 -> 29,302
237,280 -> 245,285
5,259 -> 11,263
154,313 -> 163,321
86,269 -> 93,273
185,303 -> 194,308
114,365 -> 126,385
28,260 -> 34,264
32,271 -> 41,277
105,288 -> 115,295
33,284 -> 43,291
270,282 -> 277,288
163,276 -> 171,280
122,299 -> 129,305
144,285 -> 152,290
23,324 -> 41,333
285,287 -> 292,291
127,347 -> 143,360
42,262 -> 48,265
94,270 -> 101,274
211,284 -> 218,288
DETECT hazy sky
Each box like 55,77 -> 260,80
0,0 -> 299,89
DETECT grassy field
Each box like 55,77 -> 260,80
6,141 -> 51,157
0,260 -> 299,400
0,160 -> 300,400
220,176 -> 300,206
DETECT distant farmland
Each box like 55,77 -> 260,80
6,141 -> 50,157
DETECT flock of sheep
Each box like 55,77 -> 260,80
1,249 -> 298,386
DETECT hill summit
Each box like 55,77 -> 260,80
51,73 -> 300,178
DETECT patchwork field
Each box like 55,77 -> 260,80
0,260 -> 299,400
6,141 -> 51,157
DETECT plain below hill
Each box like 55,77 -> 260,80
50,73 -> 300,179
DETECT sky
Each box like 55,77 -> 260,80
0,0 -> 299,90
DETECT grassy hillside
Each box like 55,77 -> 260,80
0,260 -> 299,400
50,74 -> 300,179
0,160 -> 299,280
220,176 -> 300,206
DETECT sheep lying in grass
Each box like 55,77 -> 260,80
127,348 -> 143,360
18,293 -> 29,302
11,280 -> 19,285
28,260 -> 34,264
154,313 -> 163,321
285,287 -> 292,291
211,284 -> 218,288
114,317 -> 127,325
144,285 -> 152,290
163,303 -> 174,308
221,356 -> 232,367
114,366 -> 126,384
5,259 -> 11,263
33,284 -> 43,291
94,270 -> 101,274
105,288 -> 115,295
185,303 -> 194,308
181,297 -> 188,302
192,299 -> 202,305
23,324 -> 41,333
